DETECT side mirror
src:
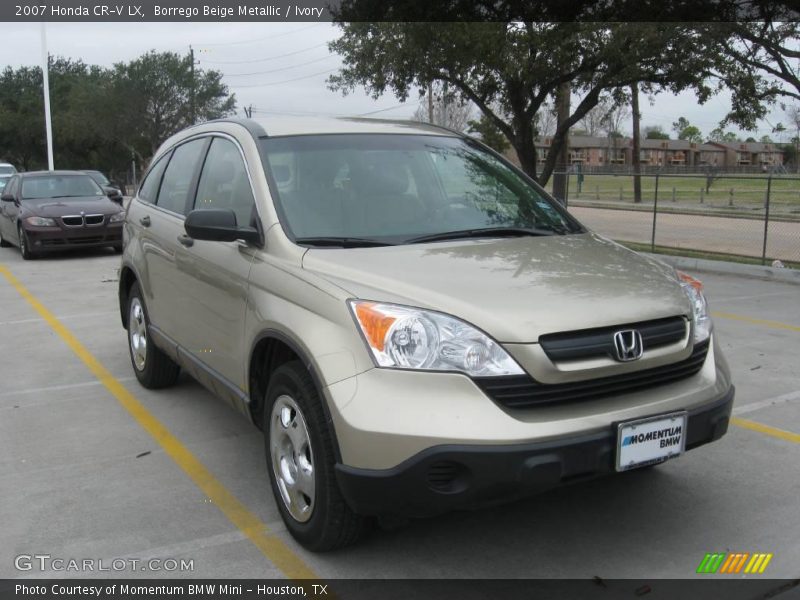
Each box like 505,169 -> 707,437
0,193 -> 14,202
104,186 -> 123,204
184,208 -> 261,245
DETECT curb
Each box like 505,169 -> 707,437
643,252 -> 800,285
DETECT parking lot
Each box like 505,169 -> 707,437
1,245 -> 798,581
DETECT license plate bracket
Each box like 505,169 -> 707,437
616,411 -> 688,472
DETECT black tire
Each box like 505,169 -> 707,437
113,244 -> 123,254
126,281 -> 180,389
0,228 -> 11,247
18,225 -> 36,260
264,361 -> 365,551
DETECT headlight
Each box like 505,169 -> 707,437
109,212 -> 126,223
25,216 -> 56,227
677,271 -> 711,343
349,300 -> 524,377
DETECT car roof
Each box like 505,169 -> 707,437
19,170 -> 92,178
203,116 -> 462,138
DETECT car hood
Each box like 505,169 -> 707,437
302,233 -> 692,343
22,196 -> 122,217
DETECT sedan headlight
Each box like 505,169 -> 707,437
109,212 -> 126,223
349,300 -> 524,377
677,271 -> 711,343
25,216 -> 56,227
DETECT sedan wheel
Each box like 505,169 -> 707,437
18,225 -> 35,260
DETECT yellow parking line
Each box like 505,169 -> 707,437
0,264 -> 318,580
712,311 -> 800,333
731,417 -> 800,445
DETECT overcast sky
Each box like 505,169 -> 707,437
0,22 -> 790,140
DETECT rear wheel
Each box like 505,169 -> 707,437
127,282 -> 180,388
264,361 -> 365,551
17,225 -> 36,260
0,229 -> 11,247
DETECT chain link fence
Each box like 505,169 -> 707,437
547,171 -> 800,267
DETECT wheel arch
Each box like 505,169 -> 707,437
248,329 -> 342,462
118,263 -> 140,329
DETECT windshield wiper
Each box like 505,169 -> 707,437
405,227 -> 557,245
294,236 -> 395,248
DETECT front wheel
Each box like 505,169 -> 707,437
127,282 -> 180,389
18,225 -> 36,260
264,361 -> 365,551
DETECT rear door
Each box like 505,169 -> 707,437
128,137 -> 209,338
0,176 -> 20,242
171,135 -> 260,396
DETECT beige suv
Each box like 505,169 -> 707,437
119,118 -> 734,550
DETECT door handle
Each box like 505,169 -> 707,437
139,215 -> 151,227
177,234 -> 194,247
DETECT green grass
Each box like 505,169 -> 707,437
544,173 -> 800,210
619,241 -> 800,270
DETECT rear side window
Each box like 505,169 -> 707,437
194,138 -> 257,228
156,139 -> 207,215
138,153 -> 170,203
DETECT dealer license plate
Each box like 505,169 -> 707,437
616,411 -> 688,471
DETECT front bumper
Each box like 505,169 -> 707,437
25,223 -> 122,251
335,385 -> 734,517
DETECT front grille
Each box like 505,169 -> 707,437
61,215 -> 83,227
84,214 -> 104,226
539,316 -> 687,362
475,339 -> 710,409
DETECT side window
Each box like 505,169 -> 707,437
194,137 -> 256,227
156,139 -> 207,215
138,153 -> 170,203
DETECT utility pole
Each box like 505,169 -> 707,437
40,23 -> 54,170
631,83 -> 642,203
244,105 -> 253,118
189,45 -> 196,125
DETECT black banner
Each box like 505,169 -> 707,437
2,579 -> 800,600
1,0 -> 798,22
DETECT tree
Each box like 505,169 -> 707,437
714,21 -> 800,129
112,51 -> 236,158
580,95 -> 614,137
760,135 -> 774,144
0,66 -> 46,170
468,113 -> 510,153
412,83 -> 473,131
709,127 -> 739,143
644,125 -> 670,140
328,20 -> 717,185
0,52 -> 236,176
672,116 -> 703,142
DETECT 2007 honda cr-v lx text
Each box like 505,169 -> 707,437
119,117 -> 734,551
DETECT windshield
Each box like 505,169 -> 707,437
261,134 -> 581,244
0,165 -> 15,176
21,174 -> 104,200
87,171 -> 110,185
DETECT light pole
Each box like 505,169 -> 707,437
40,23 -> 54,171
